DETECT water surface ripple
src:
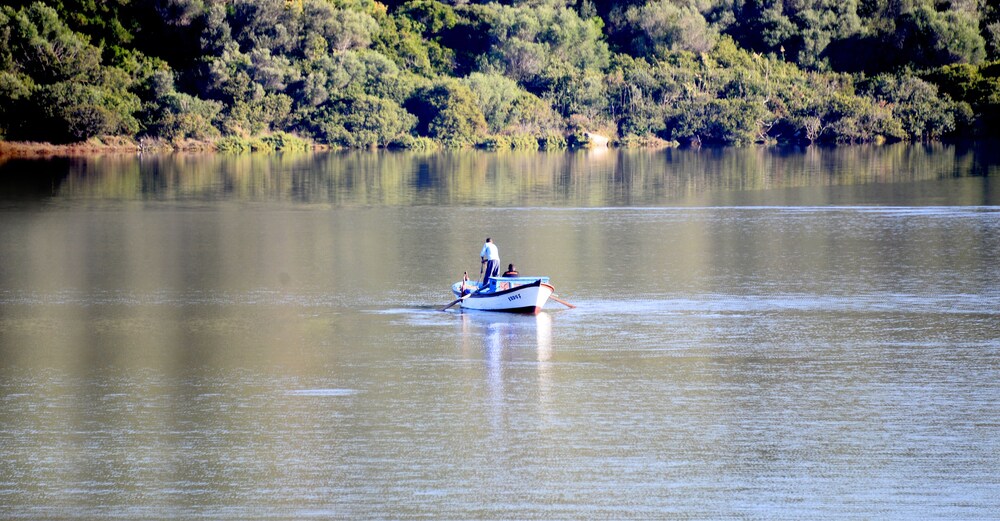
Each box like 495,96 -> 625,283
1,149 -> 999,519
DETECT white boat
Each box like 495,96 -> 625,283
449,276 -> 555,313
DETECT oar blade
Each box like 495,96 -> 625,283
549,295 -> 576,309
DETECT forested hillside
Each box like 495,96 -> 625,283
1,0 -> 999,149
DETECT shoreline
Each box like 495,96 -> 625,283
0,138 -> 142,158
2,135 -> 984,160
0,138 -> 567,159
0,136 -> 333,159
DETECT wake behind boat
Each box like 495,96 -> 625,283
448,276 -> 555,313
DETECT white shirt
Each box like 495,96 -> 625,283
480,242 -> 499,261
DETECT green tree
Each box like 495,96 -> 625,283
33,78 -> 140,141
823,92 -> 902,143
376,0 -> 457,74
0,3 -> 140,142
142,70 -> 222,141
624,1 -> 718,56
475,2 -> 611,98
828,0 -> 985,72
863,74 -> 960,139
2,0 -> 139,52
463,72 -> 524,134
463,71 -> 562,134
726,0 -> 797,57
924,61 -> 1000,134
787,0 -> 861,70
407,79 -> 487,147
2,3 -> 101,83
301,94 -> 416,148
985,0 -> 1000,60
668,97 -> 769,145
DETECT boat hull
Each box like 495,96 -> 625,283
451,279 -> 554,314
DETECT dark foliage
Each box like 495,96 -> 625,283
1,0 -> 998,147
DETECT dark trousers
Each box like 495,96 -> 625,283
482,259 -> 499,286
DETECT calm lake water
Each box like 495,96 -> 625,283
1,144 -> 999,519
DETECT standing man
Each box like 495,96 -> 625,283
480,237 -> 500,287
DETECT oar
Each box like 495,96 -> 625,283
442,278 -> 495,311
441,294 -> 469,311
549,294 -> 576,309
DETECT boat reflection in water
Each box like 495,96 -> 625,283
458,310 -> 552,360
457,311 -> 554,431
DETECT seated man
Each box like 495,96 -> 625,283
501,263 -> 519,277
